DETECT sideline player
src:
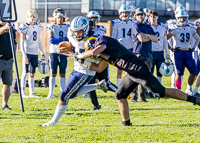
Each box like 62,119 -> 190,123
86,11 -> 118,110
149,10 -> 170,83
61,35 -> 200,126
167,10 -> 200,93
39,16 -> 108,126
112,4 -> 134,87
18,10 -> 45,98
46,8 -> 70,99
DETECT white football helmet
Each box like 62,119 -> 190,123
118,4 -> 131,21
143,8 -> 151,16
86,11 -> 100,22
174,6 -> 186,16
53,8 -> 66,21
38,57 -> 50,74
176,10 -> 189,26
159,61 -> 174,77
70,16 -> 89,40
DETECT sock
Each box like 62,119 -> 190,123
157,76 -> 162,83
171,72 -> 175,86
107,81 -> 118,92
49,76 -> 56,96
193,86 -> 199,94
77,84 -> 99,97
175,79 -> 181,90
21,72 -> 27,90
186,84 -> 192,90
116,78 -> 122,87
181,76 -> 183,84
29,78 -> 34,94
187,95 -> 196,103
49,104 -> 68,124
60,77 -> 66,91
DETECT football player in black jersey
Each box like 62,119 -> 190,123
58,35 -> 200,126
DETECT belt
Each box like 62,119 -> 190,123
0,57 -> 10,61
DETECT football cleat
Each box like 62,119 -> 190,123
97,79 -> 108,93
29,93 -> 40,98
38,122 -> 57,127
22,93 -> 29,98
46,95 -> 54,99
193,93 -> 200,106
185,88 -> 192,96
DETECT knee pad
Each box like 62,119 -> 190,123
115,90 -> 127,100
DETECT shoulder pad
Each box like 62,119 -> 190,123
194,19 -> 200,27
18,23 -> 29,33
111,19 -> 120,27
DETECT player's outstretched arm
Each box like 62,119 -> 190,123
89,60 -> 108,73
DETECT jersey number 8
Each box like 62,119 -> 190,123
33,31 -> 37,41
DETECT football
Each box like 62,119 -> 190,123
58,41 -> 73,53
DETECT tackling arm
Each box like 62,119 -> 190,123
89,60 -> 108,73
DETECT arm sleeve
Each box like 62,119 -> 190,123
163,36 -> 168,54
49,37 -> 63,44
192,33 -> 200,49
20,39 -> 26,57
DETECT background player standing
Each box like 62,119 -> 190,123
18,10 -> 45,98
46,8 -> 70,99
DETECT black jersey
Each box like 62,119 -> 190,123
0,25 -> 16,60
95,35 -> 145,75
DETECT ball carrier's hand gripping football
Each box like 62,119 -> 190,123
0,0 -> 24,112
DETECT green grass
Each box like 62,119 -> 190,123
0,53 -> 200,142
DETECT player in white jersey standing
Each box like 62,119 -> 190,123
149,10 -> 170,83
112,4 -> 134,87
18,10 -> 45,98
46,8 -> 70,99
167,10 -> 200,92
191,19 -> 200,95
39,16 -> 107,126
129,5 -> 137,23
86,11 -> 118,110
143,8 -> 151,23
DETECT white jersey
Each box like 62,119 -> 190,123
47,23 -> 70,53
191,19 -> 200,51
67,29 -> 96,76
151,24 -> 167,51
18,22 -> 43,55
112,19 -> 134,49
93,25 -> 106,36
169,23 -> 196,49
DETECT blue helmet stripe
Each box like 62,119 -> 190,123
92,11 -> 94,14
43,64 -> 45,74
123,5 -> 126,10
74,16 -> 80,28
181,10 -> 183,15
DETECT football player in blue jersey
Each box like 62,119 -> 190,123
39,16 -> 108,126
167,10 -> 200,94
46,8 -> 70,99
18,10 -> 45,98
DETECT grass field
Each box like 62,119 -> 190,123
0,53 -> 200,142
